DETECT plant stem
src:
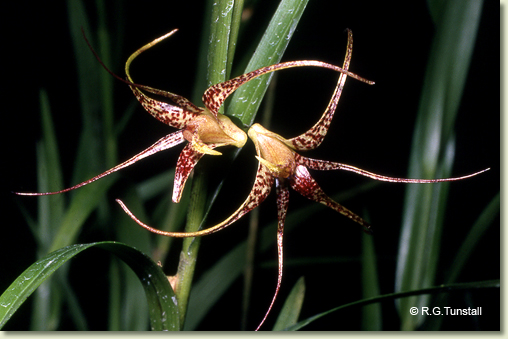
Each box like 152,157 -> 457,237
173,0 -> 238,328
174,169 -> 207,327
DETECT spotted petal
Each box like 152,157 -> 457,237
172,142 -> 219,203
289,164 -> 372,233
255,178 -> 289,331
128,88 -> 200,129
117,162 -> 274,237
16,131 -> 186,196
288,29 -> 353,151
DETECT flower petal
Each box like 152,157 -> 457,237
255,178 -> 289,331
172,142 -> 219,203
202,59 -> 373,119
287,29 -> 353,151
129,86 -> 200,129
296,154 -> 490,183
16,131 -> 186,196
289,164 -> 372,233
118,162 -> 274,237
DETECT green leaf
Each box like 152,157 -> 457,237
39,90 -> 65,228
394,0 -> 484,330
0,242 -> 179,331
272,276 -> 305,331
227,0 -> 309,126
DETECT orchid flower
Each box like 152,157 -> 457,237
116,30 -> 489,330
15,29 -> 369,204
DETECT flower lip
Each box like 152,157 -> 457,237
248,123 -> 296,178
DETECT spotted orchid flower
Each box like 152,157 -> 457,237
116,29 -> 489,330
15,29 -> 368,204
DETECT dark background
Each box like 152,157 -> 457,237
3,0 -> 499,331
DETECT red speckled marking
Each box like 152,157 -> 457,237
172,142 -> 217,203
255,179 -> 289,331
289,164 -> 372,233
295,154 -> 489,184
130,86 -> 200,129
136,84 -> 203,113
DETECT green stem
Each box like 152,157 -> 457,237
173,0 -> 239,328
175,170 -> 207,327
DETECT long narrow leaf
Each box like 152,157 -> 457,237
227,0 -> 309,126
272,276 -> 305,331
0,242 -> 179,331
395,0 -> 484,330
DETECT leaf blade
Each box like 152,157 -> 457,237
0,242 -> 179,331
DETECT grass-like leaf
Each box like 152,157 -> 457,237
272,276 -> 305,331
228,0 -> 309,126
0,242 -> 179,331
395,0 -> 484,330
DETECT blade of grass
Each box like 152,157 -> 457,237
112,188 -> 153,330
395,0 -> 484,330
226,0 -> 245,79
228,0 -> 309,126
0,242 -> 180,331
67,0 -> 104,185
38,90 -> 65,237
272,276 -> 305,331
96,0 -> 117,169
30,91 -> 66,330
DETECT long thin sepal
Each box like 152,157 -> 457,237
117,162 -> 275,237
255,179 -> 289,331
296,154 -> 490,183
15,131 -> 185,196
